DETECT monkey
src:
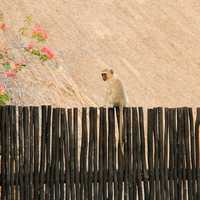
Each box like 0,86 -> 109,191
101,68 -> 128,155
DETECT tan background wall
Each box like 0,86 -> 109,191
1,0 -> 200,107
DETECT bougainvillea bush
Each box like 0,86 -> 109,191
25,42 -> 55,62
22,20 -> 55,62
0,83 -> 9,105
0,15 -> 56,105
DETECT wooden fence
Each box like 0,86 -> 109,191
0,106 -> 199,200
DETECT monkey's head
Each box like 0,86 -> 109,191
101,69 -> 114,81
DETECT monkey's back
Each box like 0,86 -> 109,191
107,78 -> 127,106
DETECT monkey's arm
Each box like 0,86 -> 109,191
103,87 -> 112,107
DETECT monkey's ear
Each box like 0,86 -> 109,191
110,69 -> 114,74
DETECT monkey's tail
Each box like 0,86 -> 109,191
116,106 -> 124,155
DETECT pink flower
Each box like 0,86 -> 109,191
4,70 -> 16,78
32,25 -> 44,33
0,23 -> 7,31
0,83 -> 5,95
41,46 -> 54,59
26,41 -> 36,50
32,25 -> 48,40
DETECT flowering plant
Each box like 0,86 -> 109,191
0,48 -> 27,78
32,25 -> 48,42
20,17 -> 55,62
0,83 -> 10,105
0,14 -> 57,105
25,43 -> 55,62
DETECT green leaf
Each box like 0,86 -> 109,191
32,34 -> 46,43
40,54 -> 48,62
32,34 -> 37,39
31,49 -> 41,56
38,36 -> 46,42
24,15 -> 32,24
0,99 -> 6,105
0,93 -> 10,105
3,63 -> 11,70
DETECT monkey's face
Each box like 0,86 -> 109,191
101,69 -> 114,81
101,73 -> 108,81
